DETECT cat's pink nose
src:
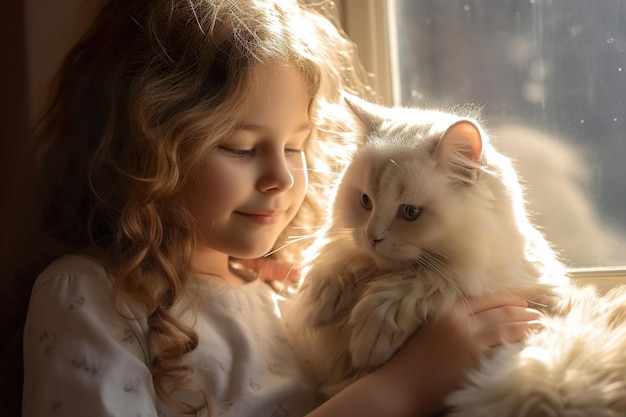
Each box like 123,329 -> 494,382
369,236 -> 383,247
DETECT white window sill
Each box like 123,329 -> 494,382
570,268 -> 626,294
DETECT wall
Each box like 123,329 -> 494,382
0,2 -> 101,415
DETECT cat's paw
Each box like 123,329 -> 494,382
348,295 -> 422,369
349,315 -> 408,369
348,275 -> 424,369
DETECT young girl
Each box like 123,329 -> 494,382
21,0 -> 542,416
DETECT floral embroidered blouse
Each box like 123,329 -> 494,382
22,255 -> 316,417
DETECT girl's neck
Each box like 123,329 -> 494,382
192,249 -> 253,286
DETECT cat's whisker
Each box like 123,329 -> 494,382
315,228 -> 354,240
299,167 -> 340,174
275,262 -> 301,295
425,251 -> 466,294
416,250 -> 475,327
414,249 -> 450,275
290,225 -> 326,230
265,234 -> 320,257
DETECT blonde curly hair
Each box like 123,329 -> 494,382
33,0 -> 376,413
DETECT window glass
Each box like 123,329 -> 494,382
395,0 -> 626,268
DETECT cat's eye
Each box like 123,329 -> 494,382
360,193 -> 373,210
400,204 -> 422,221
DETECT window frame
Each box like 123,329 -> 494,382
338,0 -> 626,290
338,0 -> 400,106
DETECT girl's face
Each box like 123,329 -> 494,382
185,66 -> 311,260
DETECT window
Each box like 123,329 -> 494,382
340,0 -> 626,290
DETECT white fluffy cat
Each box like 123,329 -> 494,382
284,95 -> 626,416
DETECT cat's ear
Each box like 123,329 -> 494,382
435,120 -> 483,183
343,93 -> 386,133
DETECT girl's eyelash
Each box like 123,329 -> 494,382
218,146 -> 254,157
218,145 -> 303,156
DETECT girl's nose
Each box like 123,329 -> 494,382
257,156 -> 294,192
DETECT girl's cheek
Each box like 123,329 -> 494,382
209,157 -> 251,183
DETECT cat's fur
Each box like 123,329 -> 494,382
284,96 -> 626,416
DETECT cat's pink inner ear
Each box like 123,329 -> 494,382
441,120 -> 483,162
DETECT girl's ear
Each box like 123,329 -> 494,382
435,120 -> 483,183
343,93 -> 385,133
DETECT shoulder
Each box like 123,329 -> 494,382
32,254 -> 113,294
28,254 -> 147,325
26,254 -> 150,345
28,254 -> 128,320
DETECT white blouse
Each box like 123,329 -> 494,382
22,255 -> 317,417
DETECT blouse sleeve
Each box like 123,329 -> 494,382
22,256 -> 159,417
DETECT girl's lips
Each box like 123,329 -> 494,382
236,211 -> 284,225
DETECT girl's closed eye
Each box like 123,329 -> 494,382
218,145 -> 255,158
217,143 -> 305,158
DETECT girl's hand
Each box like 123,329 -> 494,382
307,292 -> 543,417
232,257 -> 300,282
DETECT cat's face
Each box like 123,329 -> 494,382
333,96 -> 485,272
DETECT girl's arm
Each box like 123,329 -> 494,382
306,292 -> 542,417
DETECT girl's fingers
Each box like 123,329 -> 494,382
451,293 -> 545,350
478,319 -> 544,349
472,306 -> 544,332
